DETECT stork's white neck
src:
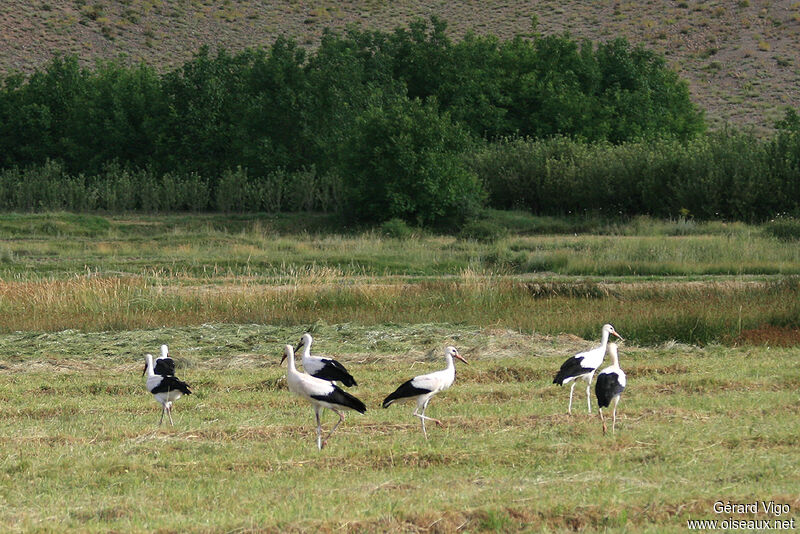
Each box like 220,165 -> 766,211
285,349 -> 298,374
600,329 -> 611,349
608,346 -> 620,368
144,354 -> 156,377
301,335 -> 313,359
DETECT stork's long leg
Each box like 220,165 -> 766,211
322,409 -> 345,448
167,403 -> 174,426
586,382 -> 592,414
414,404 -> 428,439
314,406 -> 323,450
415,400 -> 442,425
612,396 -> 620,433
159,404 -> 166,426
568,382 -> 576,415
414,399 -> 442,440
599,407 -> 607,435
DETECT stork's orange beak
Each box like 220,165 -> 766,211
455,352 -> 468,364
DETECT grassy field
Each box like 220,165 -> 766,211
1,212 -> 799,280
1,213 -> 799,532
2,324 -> 799,532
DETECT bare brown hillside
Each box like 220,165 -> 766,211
2,0 -> 799,133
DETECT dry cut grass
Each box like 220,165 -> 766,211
0,324 -> 798,532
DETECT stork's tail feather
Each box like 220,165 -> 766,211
382,379 -> 428,408
553,356 -> 590,385
336,388 -> 367,413
174,381 -> 192,395
341,375 -> 358,388
311,360 -> 358,388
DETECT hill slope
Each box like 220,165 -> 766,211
2,0 -> 799,133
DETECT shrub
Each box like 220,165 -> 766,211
459,220 -> 508,242
763,217 -> 800,241
215,167 -> 250,212
339,95 -> 485,228
380,218 -> 415,239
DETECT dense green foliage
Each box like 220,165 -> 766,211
340,96 -> 484,226
471,128 -> 800,221
0,18 -> 713,224
1,17 -> 797,223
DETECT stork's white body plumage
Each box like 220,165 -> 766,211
595,343 -> 626,434
295,333 -> 357,387
281,345 -> 366,450
382,346 -> 467,439
553,324 -> 623,414
144,352 -> 192,426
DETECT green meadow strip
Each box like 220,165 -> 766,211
0,213 -> 799,279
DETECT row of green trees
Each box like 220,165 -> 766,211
0,18 -> 714,226
2,18 -> 799,224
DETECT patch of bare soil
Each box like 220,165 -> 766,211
735,325 -> 800,346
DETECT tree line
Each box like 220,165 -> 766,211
0,17 -> 796,225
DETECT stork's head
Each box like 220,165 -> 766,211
295,333 -> 313,353
603,324 -> 624,341
446,346 -> 468,364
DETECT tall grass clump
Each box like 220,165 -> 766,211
379,218 -> 416,239
763,216 -> 800,241
0,161 -> 343,213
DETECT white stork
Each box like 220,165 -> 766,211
552,323 -> 623,414
143,353 -> 192,426
295,333 -> 357,387
141,344 -> 176,377
154,344 -> 176,376
595,342 -> 626,434
281,345 -> 366,450
382,346 -> 467,439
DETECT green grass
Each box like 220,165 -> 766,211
0,212 -> 798,280
1,324 -> 798,532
